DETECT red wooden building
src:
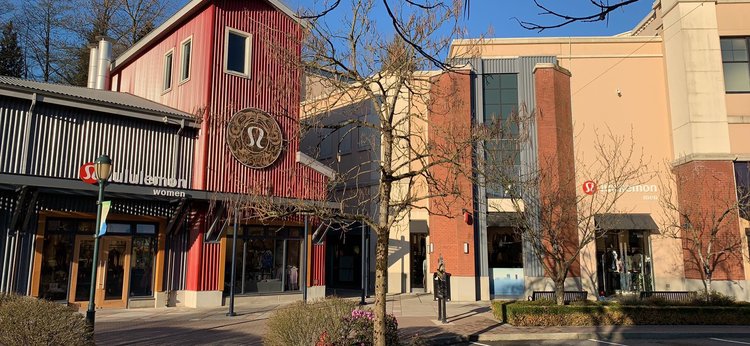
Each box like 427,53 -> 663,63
110,0 -> 331,307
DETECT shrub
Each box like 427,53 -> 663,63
264,298 -> 357,346
0,294 -> 92,346
344,309 -> 399,346
497,300 -> 750,326
694,291 -> 736,306
264,298 -> 400,346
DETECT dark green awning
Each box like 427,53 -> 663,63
595,213 -> 659,233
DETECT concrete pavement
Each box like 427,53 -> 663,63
92,294 -> 750,345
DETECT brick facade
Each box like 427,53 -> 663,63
673,160 -> 746,281
428,70 -> 476,277
533,65 -> 581,278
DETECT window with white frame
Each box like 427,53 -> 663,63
180,38 -> 192,82
721,37 -> 750,92
225,28 -> 252,77
163,50 -> 174,91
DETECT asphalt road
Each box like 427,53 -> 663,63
460,337 -> 750,346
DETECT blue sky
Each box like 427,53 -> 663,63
284,0 -> 655,38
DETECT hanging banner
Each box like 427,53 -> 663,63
98,201 -> 112,236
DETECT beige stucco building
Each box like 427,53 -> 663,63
302,0 -> 750,302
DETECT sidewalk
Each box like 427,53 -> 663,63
93,293 -> 750,345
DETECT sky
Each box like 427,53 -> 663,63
284,0 -> 656,38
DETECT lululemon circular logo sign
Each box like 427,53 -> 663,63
582,180 -> 598,195
226,108 -> 283,169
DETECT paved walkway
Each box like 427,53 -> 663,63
93,294 -> 750,345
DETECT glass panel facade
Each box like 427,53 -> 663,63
483,73 -> 520,198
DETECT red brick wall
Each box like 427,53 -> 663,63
428,70 -> 476,277
533,65 -> 580,278
673,160 -> 745,281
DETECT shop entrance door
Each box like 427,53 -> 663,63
410,234 -> 426,291
69,236 -> 131,309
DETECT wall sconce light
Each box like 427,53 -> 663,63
463,242 -> 469,254
429,243 -> 434,253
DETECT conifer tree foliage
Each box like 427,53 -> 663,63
0,21 -> 24,78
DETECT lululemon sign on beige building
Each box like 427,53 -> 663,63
226,108 -> 284,169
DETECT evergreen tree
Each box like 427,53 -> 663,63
0,21 -> 24,77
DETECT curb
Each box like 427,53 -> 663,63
473,331 -> 750,342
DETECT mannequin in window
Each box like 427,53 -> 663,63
288,265 -> 298,290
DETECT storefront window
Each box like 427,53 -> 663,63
224,226 -> 302,294
596,230 -> 653,295
487,227 -> 524,296
39,233 -> 73,301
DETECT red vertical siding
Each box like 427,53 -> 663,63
312,242 -> 325,286
111,4 -> 214,118
200,242 -> 221,290
207,0 -> 326,200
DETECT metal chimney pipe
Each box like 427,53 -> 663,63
87,43 -> 99,89
95,37 -> 112,90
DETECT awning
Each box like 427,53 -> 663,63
409,220 -> 428,234
595,213 -> 659,233
487,212 -> 519,228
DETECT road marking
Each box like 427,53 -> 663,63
587,339 -> 627,346
710,338 -> 750,345
469,342 -> 490,346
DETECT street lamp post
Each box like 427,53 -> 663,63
85,155 -> 112,329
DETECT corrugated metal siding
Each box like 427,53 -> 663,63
164,226 -> 189,291
207,0 -> 326,199
29,103 -> 195,185
0,97 -> 30,174
111,4 -> 214,117
200,241 -> 220,290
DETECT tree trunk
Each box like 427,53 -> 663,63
373,228 -> 389,346
554,279 -> 565,306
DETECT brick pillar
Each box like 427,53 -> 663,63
533,63 -> 581,279
673,160 -> 746,282
428,68 -> 476,301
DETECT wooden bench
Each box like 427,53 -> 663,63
639,291 -> 696,302
531,291 -> 588,302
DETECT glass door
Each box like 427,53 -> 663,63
69,236 -> 131,309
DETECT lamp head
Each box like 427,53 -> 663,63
94,155 -> 112,181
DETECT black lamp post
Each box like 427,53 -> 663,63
85,154 -> 112,329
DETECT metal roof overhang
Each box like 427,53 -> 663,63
0,173 -> 335,209
595,213 -> 659,234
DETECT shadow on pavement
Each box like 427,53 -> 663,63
399,326 -> 465,345
95,325 -> 263,346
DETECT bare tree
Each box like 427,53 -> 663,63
116,0 -> 175,46
483,120 -> 649,305
659,162 -> 749,298
18,0 -> 73,82
517,0 -> 643,32
228,1 -> 481,344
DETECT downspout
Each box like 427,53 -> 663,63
20,93 -> 37,175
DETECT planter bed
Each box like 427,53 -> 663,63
492,301 -> 750,326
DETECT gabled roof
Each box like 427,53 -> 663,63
0,75 -> 199,128
112,0 -> 306,71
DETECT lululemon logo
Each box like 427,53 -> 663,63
582,180 -> 598,195
226,108 -> 283,169
247,126 -> 266,149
